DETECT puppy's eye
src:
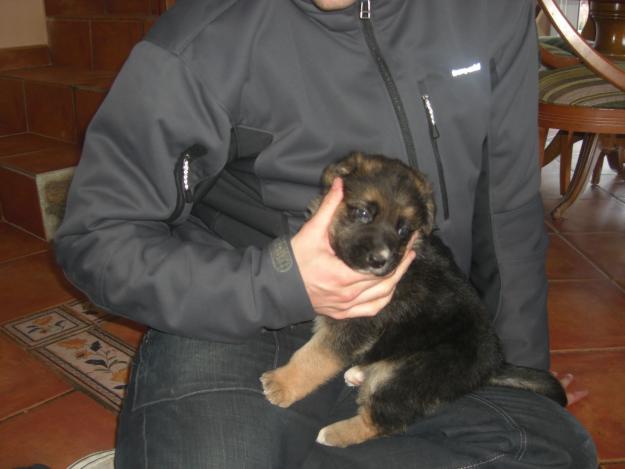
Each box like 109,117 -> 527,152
352,207 -> 372,224
397,222 -> 412,239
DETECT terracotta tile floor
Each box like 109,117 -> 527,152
0,158 -> 624,467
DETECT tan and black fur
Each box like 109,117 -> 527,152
260,152 -> 566,448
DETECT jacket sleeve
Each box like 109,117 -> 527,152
471,0 -> 551,369
54,40 -> 315,342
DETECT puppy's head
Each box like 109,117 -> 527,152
319,152 -> 435,276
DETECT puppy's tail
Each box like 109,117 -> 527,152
488,363 -> 567,407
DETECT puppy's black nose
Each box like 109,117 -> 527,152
367,249 -> 391,269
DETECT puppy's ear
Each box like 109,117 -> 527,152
321,152 -> 365,190
412,171 -> 436,236
421,196 -> 436,236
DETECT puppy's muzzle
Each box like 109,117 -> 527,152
367,248 -> 392,271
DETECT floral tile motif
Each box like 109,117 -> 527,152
34,328 -> 134,410
37,166 -> 75,240
1,307 -> 89,348
62,298 -> 110,323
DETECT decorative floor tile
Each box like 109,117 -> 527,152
2,306 -> 89,348
62,298 -> 110,323
34,328 -> 134,410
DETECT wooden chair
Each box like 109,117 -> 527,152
537,0 -> 625,219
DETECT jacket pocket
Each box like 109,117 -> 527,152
418,80 -> 449,220
166,144 -> 208,225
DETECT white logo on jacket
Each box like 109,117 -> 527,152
451,62 -> 481,77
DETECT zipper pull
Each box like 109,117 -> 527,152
421,95 -> 440,139
360,0 -> 371,20
180,144 -> 207,202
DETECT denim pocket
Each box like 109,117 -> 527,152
131,329 -> 278,410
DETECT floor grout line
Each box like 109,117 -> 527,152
552,346 -> 625,354
0,388 -> 76,425
545,227 -> 625,297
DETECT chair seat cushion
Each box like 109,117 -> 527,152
539,36 -> 576,57
539,61 -> 625,109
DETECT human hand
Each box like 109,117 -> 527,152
552,371 -> 589,407
291,177 -> 416,320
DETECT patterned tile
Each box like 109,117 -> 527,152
2,306 -> 89,348
34,328 -> 134,410
62,298 -> 110,323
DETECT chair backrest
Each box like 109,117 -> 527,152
538,0 -> 625,92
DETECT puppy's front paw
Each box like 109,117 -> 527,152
316,424 -> 351,448
344,366 -> 365,387
316,413 -> 379,447
260,369 -> 297,408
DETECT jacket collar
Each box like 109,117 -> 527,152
290,0 -> 404,32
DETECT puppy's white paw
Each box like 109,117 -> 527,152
344,366 -> 365,387
316,427 -> 332,446
260,370 -> 295,408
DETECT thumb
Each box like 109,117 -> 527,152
308,177 -> 343,232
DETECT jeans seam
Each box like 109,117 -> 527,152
131,337 -> 147,412
272,330 -> 280,369
133,387 -> 265,411
142,405 -> 148,469
467,393 -> 527,461
453,453 -> 505,469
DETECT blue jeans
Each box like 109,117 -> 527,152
115,324 -> 597,468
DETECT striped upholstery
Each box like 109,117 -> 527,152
539,61 -> 625,108
539,36 -> 575,57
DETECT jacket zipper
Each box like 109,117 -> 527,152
420,91 -> 450,220
167,143 -> 207,223
359,1 -> 418,170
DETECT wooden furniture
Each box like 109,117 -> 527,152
591,0 -> 625,58
538,0 -> 625,219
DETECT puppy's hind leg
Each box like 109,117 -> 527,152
316,407 -> 380,448
261,327 -> 344,408
317,361 -> 397,447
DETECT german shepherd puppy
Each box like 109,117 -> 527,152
260,152 -> 566,448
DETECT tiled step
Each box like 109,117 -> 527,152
0,45 -> 51,73
0,65 -> 113,142
47,16 -> 156,72
0,136 -> 80,240
45,0 -> 166,17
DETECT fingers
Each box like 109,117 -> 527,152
307,178 -> 344,236
554,371 -> 574,388
566,389 -> 589,407
319,248 -> 416,320
551,371 -> 590,407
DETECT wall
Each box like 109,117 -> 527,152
0,0 -> 47,49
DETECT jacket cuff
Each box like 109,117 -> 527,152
260,236 -> 316,327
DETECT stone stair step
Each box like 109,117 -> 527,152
0,140 -> 80,240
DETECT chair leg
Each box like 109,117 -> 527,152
591,152 -> 606,185
542,129 -> 563,167
552,133 -> 602,219
606,147 -> 625,180
558,131 -> 576,195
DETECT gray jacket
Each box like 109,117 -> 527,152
54,0 -> 550,368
